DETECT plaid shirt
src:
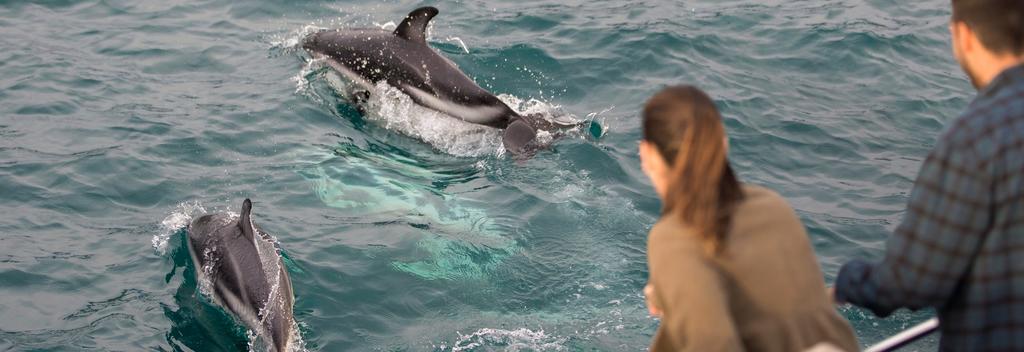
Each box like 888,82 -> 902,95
835,64 -> 1024,351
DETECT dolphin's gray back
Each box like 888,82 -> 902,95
189,213 -> 269,314
303,22 -> 519,128
186,200 -> 294,352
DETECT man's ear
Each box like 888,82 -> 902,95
953,21 -> 975,54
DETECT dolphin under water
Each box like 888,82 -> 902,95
302,6 -> 584,155
187,199 -> 295,352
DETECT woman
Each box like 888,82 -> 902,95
639,86 -> 858,352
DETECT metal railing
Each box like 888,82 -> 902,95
864,318 -> 939,352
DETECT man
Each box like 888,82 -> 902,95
833,0 -> 1024,350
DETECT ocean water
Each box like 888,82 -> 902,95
0,0 -> 968,351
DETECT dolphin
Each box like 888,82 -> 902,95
302,6 -> 582,155
187,199 -> 295,352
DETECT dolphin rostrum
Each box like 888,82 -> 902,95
187,199 -> 295,352
302,6 -> 583,155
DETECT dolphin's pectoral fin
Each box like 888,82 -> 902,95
394,7 -> 438,44
502,118 -> 538,156
238,199 -> 255,241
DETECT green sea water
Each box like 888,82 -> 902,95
0,0 -> 969,350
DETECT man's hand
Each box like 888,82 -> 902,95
644,283 -> 662,317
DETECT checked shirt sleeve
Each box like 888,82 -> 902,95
835,135 -> 992,317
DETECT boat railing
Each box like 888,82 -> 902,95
863,318 -> 939,352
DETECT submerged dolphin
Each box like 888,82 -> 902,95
302,6 -> 581,155
187,199 -> 295,352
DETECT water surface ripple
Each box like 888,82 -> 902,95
0,0 -> 967,350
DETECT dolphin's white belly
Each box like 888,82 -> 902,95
315,56 -> 375,93
403,85 -> 506,125
316,55 -> 507,126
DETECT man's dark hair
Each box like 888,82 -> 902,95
952,0 -> 1024,55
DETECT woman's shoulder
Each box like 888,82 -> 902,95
738,184 -> 799,217
740,184 -> 787,204
732,184 -> 806,236
649,216 -> 705,254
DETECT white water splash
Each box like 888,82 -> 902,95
285,324 -> 308,352
246,329 -> 261,352
152,201 -> 207,255
498,93 -> 578,124
244,321 -> 308,352
450,328 -> 567,351
364,82 -> 505,157
305,75 -> 584,157
373,21 -> 397,31
586,105 -> 614,137
292,56 -> 327,98
444,36 -> 470,53
268,24 -> 326,53
199,246 -> 218,297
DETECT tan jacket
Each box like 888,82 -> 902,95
647,185 -> 858,352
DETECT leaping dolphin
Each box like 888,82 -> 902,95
187,199 -> 295,352
302,6 -> 582,155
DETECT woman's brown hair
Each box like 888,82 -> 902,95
642,86 -> 744,253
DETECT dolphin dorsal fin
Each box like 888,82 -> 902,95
238,198 -> 255,241
394,7 -> 438,44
